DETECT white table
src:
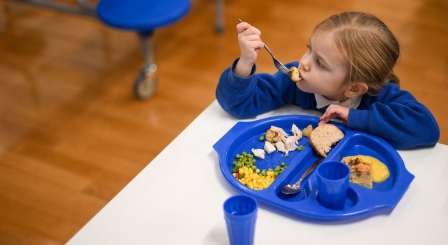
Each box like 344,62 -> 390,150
66,101 -> 448,245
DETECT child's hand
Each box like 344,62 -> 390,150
319,104 -> 350,125
234,22 -> 264,77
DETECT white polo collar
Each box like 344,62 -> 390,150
315,94 -> 362,109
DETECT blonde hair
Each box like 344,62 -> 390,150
315,12 -> 400,94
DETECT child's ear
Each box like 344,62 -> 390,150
345,82 -> 368,98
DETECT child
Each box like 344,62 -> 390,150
216,12 -> 439,149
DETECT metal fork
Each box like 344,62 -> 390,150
238,19 -> 290,74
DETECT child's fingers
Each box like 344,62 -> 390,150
237,23 -> 261,36
236,22 -> 250,33
319,105 -> 349,125
238,33 -> 264,53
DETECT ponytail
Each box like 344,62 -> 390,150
387,70 -> 400,87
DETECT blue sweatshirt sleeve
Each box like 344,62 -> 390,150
348,83 -> 440,149
216,59 -> 312,118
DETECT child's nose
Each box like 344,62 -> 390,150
300,60 -> 310,71
299,55 -> 311,71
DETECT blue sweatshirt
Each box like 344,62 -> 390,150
216,60 -> 440,149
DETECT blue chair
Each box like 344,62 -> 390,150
96,0 -> 191,100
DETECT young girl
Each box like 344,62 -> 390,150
216,12 -> 439,149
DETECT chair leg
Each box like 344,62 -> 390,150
138,31 -> 155,67
215,0 -> 224,33
134,31 -> 158,100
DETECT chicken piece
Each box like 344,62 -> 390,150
285,136 -> 300,151
264,141 -> 276,154
269,126 -> 288,137
270,126 -> 288,143
273,134 -> 287,143
275,141 -> 286,153
291,124 -> 303,139
251,148 -> 266,159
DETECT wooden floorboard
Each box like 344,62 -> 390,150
0,0 -> 447,244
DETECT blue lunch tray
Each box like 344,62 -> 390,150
213,115 -> 415,220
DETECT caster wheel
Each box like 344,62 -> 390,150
134,64 -> 158,100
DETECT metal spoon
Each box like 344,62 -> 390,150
281,157 -> 324,195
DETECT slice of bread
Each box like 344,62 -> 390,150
341,155 -> 373,189
309,124 -> 344,157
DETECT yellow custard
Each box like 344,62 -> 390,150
369,156 -> 390,183
343,155 -> 390,183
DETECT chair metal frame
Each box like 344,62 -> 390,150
8,0 -> 224,99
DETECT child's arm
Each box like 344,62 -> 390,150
216,61 -> 310,118
234,22 -> 264,77
346,84 -> 439,148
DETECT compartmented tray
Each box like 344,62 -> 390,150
213,115 -> 415,220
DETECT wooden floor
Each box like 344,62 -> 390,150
0,0 -> 446,244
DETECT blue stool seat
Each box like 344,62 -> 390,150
95,0 -> 191,100
96,0 -> 191,31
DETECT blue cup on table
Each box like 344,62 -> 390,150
317,161 -> 350,210
223,195 -> 258,245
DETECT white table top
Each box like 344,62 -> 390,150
67,101 -> 448,245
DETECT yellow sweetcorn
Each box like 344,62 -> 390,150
236,166 -> 276,190
232,152 -> 286,190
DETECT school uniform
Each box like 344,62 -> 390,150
216,59 -> 440,149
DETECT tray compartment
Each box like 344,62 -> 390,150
274,149 -> 320,202
329,133 -> 399,192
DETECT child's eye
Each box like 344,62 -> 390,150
316,59 -> 324,68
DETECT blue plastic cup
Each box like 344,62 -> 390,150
223,195 -> 258,245
317,161 -> 350,210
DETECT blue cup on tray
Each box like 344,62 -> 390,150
223,195 -> 258,245
317,161 -> 351,210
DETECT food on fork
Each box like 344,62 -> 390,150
288,66 -> 301,82
309,124 -> 344,157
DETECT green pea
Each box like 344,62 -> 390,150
281,162 -> 286,167
239,172 -> 246,179
259,135 -> 265,141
